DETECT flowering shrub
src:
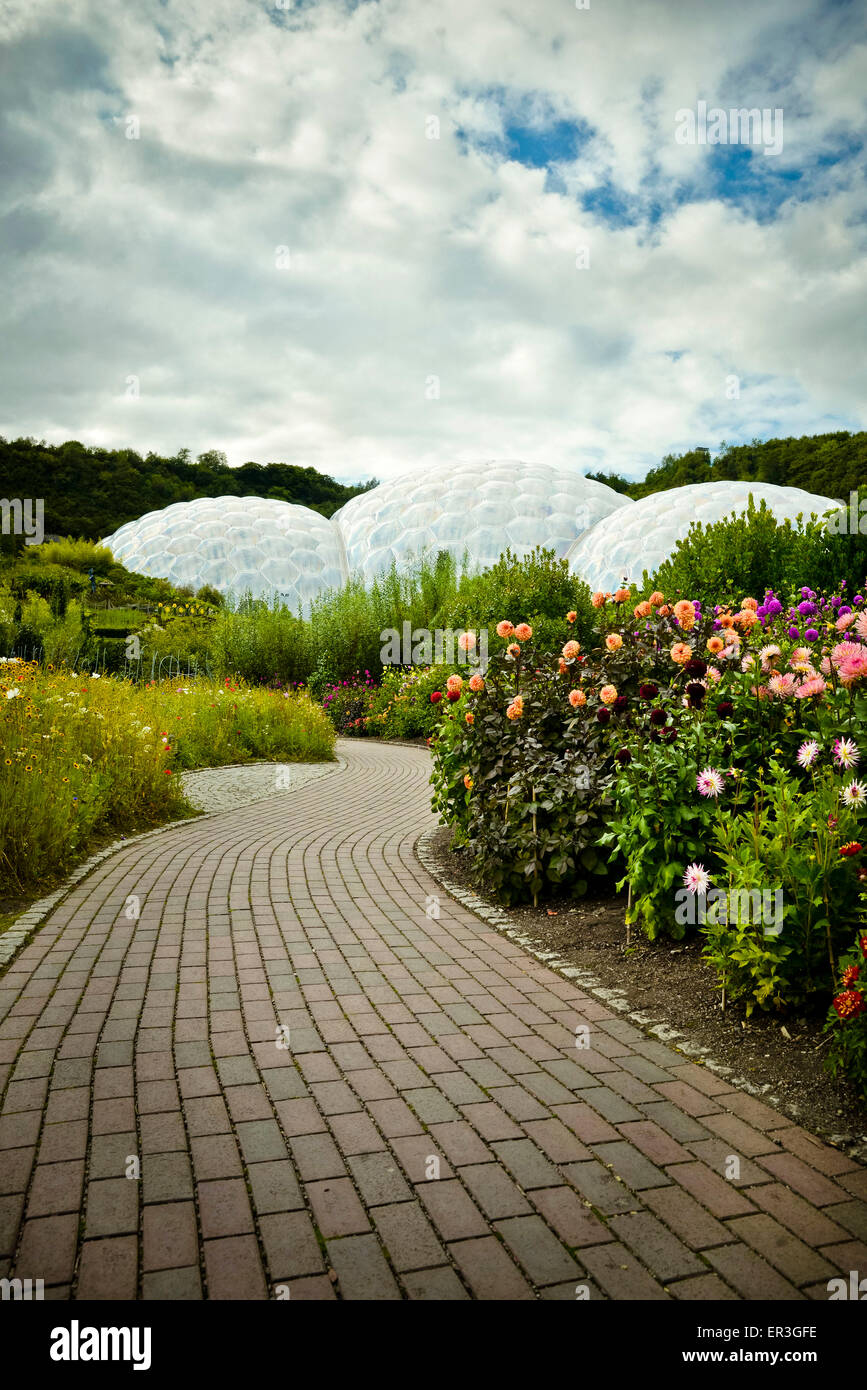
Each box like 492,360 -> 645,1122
825,920 -> 867,1097
321,671 -> 378,734
430,626 -> 610,903
364,665 -> 457,740
431,577 -> 867,1032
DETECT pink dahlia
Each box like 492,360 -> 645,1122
697,767 -> 725,798
794,675 -> 827,699
683,862 -> 710,894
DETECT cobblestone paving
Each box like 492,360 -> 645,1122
1,740 -> 865,1300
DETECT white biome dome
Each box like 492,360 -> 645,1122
565,481 -> 840,593
331,459 -> 631,583
101,496 -> 347,611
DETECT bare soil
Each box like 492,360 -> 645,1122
426,825 -> 867,1159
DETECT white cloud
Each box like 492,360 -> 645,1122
0,0 -> 865,486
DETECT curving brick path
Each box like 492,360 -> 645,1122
1,739 -> 866,1301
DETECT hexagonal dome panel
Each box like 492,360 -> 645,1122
332,460 -> 631,583
564,481 -> 840,593
101,496 -> 347,612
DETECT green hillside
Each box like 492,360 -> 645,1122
587,430 -> 867,500
0,438 -> 376,541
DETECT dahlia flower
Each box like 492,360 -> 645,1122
683,862 -> 710,894
468,674 -> 485,692
599,684 -> 618,705
842,779 -> 867,808
833,990 -> 865,1020
568,689 -> 586,708
496,620 -> 514,638
834,737 -> 860,769
514,623 -> 532,641
446,674 -> 463,693
796,740 -> 820,769
670,642 -> 693,664
506,697 -> 524,720
758,644 -> 782,671
697,767 -> 725,798
562,640 -> 581,660
794,675 -> 826,699
605,633 -> 623,652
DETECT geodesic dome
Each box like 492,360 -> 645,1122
564,481 -> 840,593
101,496 -> 347,612
331,460 -> 631,583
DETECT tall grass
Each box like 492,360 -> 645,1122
210,550 -> 462,687
0,662 -> 335,892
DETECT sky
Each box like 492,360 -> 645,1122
0,0 -> 865,485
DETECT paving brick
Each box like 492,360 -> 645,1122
26,1161 -> 84,1218
323,1232 -> 399,1299
448,1235 -> 534,1300
521,1118 -> 592,1164
494,1214 -> 580,1286
85,1178 -> 138,1238
667,1161 -> 757,1218
727,1213 -> 838,1285
561,1160 -> 640,1215
347,1151 -> 412,1207
530,1186 -> 612,1248
670,1273 -> 739,1300
306,1177 -> 371,1237
0,1193 -> 24,1257
552,1103 -> 620,1145
580,1241 -> 670,1299
198,1178 -> 255,1238
616,1120 -> 692,1167
15,1213 -> 78,1284
609,1212 -> 705,1281
642,1185 -> 737,1250
142,1152 -> 194,1204
190,1133 -> 243,1181
756,1152 -> 848,1207
746,1182 -> 850,1247
704,1243 -> 804,1300
76,1236 -> 138,1299
329,1111 -> 387,1156
416,1179 -> 488,1241
591,1140 -> 671,1191
458,1163 -> 532,1219
142,1266 -> 202,1300
290,1132 -> 346,1182
823,1201 -> 867,1242
372,1200 -> 444,1271
767,1127 -> 862,1177
402,1266 -> 469,1300
366,1098 -> 422,1138
204,1234 -> 268,1299
259,1211 -> 324,1280
695,1111 -> 781,1159
490,1139 -> 561,1190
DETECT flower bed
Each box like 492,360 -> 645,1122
429,586 -> 867,1093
